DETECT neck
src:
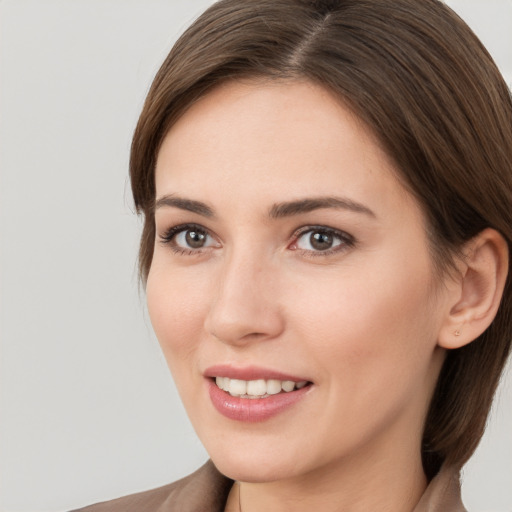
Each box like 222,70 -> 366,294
227,440 -> 427,512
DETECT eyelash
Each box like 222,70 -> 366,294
290,226 -> 356,258
159,223 -> 216,256
158,223 -> 356,257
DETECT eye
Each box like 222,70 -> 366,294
290,226 -> 354,255
159,224 -> 220,253
175,228 -> 211,249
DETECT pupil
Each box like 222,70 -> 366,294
311,232 -> 333,250
186,230 -> 205,248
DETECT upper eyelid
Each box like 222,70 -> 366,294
291,225 -> 354,240
160,222 -> 211,234
158,223 -> 350,237
294,225 -> 344,234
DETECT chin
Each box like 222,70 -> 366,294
195,419 -> 315,483
211,452 -> 297,483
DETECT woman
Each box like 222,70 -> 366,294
76,0 -> 512,510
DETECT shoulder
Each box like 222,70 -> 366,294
70,460 -> 233,512
414,465 -> 467,512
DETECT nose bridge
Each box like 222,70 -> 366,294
204,245 -> 283,344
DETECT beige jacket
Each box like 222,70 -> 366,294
72,460 -> 467,512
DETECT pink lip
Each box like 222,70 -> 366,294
204,365 -> 313,423
204,364 -> 309,382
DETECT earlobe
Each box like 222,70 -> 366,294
438,228 -> 509,350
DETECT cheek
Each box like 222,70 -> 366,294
285,263 -> 443,449
289,255 -> 440,386
146,264 -> 209,368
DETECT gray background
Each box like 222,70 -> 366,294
1,1 -> 511,511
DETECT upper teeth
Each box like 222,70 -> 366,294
215,377 -> 308,398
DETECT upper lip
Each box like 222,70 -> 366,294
204,364 -> 311,383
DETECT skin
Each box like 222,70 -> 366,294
147,80 -> 458,512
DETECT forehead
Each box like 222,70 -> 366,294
154,79 -> 413,216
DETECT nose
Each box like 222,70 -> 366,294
204,251 -> 285,346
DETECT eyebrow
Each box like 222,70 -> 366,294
153,194 -> 375,219
269,196 -> 376,218
154,195 -> 215,217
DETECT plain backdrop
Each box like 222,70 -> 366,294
1,1 -> 511,511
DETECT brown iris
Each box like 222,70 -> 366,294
185,230 -> 207,248
310,231 -> 334,251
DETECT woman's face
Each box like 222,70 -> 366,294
148,80 -> 451,483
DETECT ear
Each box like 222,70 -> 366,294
438,228 -> 509,349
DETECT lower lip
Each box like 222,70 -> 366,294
207,379 -> 312,422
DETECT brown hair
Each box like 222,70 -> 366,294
130,0 -> 512,479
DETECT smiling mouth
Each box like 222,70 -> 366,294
214,377 -> 310,399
